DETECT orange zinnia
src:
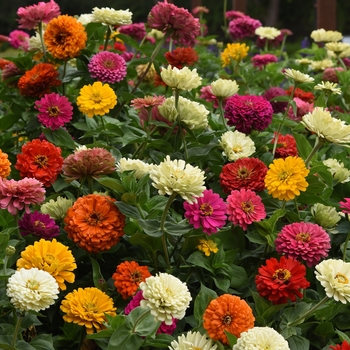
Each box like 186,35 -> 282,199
112,261 -> 151,299
0,149 -> 11,178
17,63 -> 61,98
44,15 -> 87,60
203,294 -> 255,344
64,194 -> 125,253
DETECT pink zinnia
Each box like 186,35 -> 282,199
287,97 -> 314,121
34,93 -> 73,130
184,189 -> 227,235
88,51 -> 127,84
199,85 -> 220,109
119,23 -> 146,41
225,10 -> 246,21
228,15 -> 262,40
8,30 -> 29,51
262,87 -> 288,114
275,222 -> 331,267
17,0 -> 60,30
226,188 -> 266,231
322,67 -> 344,83
339,198 -> 350,214
224,94 -> 273,134
252,54 -> 278,69
0,177 -> 45,215
147,1 -> 200,47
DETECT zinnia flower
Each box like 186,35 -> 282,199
255,26 -> 281,40
8,30 -> 29,51
64,194 -> 125,253
301,107 -> 350,145
140,273 -> 192,325
252,53 -> 278,69
219,157 -> 268,193
271,133 -> 298,158
92,7 -> 132,26
76,81 -> 117,118
112,261 -> 151,299
211,78 -> 239,98
199,85 -> 220,108
203,294 -> 255,344
197,238 -> 219,256
44,15 -> 87,60
311,203 -> 341,229
330,340 -> 350,350
323,67 -> 344,83
226,188 -> 266,231
287,97 -> 314,121
311,29 -> 343,42
283,68 -> 315,84
18,63 -> 61,98
0,149 -> 11,178
275,222 -> 331,267
286,86 -> 315,103
232,327 -> 290,350
35,93 -> 73,130
16,139 -> 63,187
147,2 -> 200,47
19,211 -> 60,239
315,259 -> 350,304
224,94 -> 273,134
0,177 -> 45,215
119,22 -> 146,41
16,238 -> 77,290
221,43 -> 249,67
116,158 -> 154,179
228,15 -> 262,40
255,256 -> 310,304
7,268 -> 59,312
340,198 -> 350,214
17,0 -> 60,30
62,147 -> 116,182
160,65 -> 202,91
170,331 -> 218,350
60,287 -> 117,334
262,87 -> 288,114
165,47 -> 199,69
40,196 -> 73,221
315,81 -> 342,95
88,51 -> 127,84
264,156 -> 309,201
149,155 -> 206,204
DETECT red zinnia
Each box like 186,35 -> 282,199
220,157 -> 268,193
285,86 -> 315,103
330,340 -> 350,350
255,256 -> 310,304
271,133 -> 298,159
15,139 -> 63,187
165,47 -> 199,69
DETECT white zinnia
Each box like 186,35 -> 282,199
255,26 -> 281,40
117,158 -> 154,179
301,107 -> 350,144
314,81 -> 342,95
41,196 -> 73,220
169,331 -> 217,350
232,327 -> 290,350
158,96 -> 209,130
309,59 -> 334,71
283,68 -> 314,83
219,130 -> 255,161
311,203 -> 341,229
310,29 -> 343,43
92,7 -> 132,26
149,155 -> 205,204
323,158 -> 350,183
211,78 -> 239,98
315,259 -> 350,304
77,13 -> 95,26
160,65 -> 202,91
140,273 -> 192,325
7,268 -> 59,312
28,32 -> 43,51
325,42 -> 350,54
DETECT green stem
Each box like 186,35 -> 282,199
38,21 -> 46,60
294,198 -> 300,219
338,56 -> 347,70
100,116 -> 110,146
218,98 -> 229,131
264,39 -> 269,52
174,89 -> 188,160
11,315 -> 23,349
288,296 -> 329,327
103,25 -> 112,51
304,137 -> 322,167
61,61 -> 67,96
343,216 -> 350,261
14,213 -> 21,240
87,177 -> 94,194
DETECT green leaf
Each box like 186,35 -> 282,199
212,275 -> 230,292
94,177 -> 126,194
224,330 -> 237,347
143,334 -> 175,348
129,233 -> 163,253
28,338 -> 55,350
90,257 -> 107,291
115,202 -> 141,220
229,264 -> 248,288
107,325 -> 143,350
194,284 -> 218,325
137,219 -> 162,237
0,114 -> 18,131
125,307 -> 160,336
43,128 -> 78,149
287,335 -> 310,350
187,251 -> 214,273
293,131 -> 312,160
336,329 -> 350,342
14,340 -> 36,350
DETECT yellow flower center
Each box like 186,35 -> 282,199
222,314 -> 232,325
87,212 -> 102,226
48,106 -> 60,117
241,200 -> 254,213
237,166 -> 249,179
44,254 -> 56,265
273,268 -> 291,282
27,279 -> 40,290
34,154 -> 48,168
130,271 -> 142,283
200,203 -> 213,216
84,302 -> 97,313
34,220 -> 46,229
335,273 -> 349,284
295,232 -> 310,242
233,145 -> 242,153
91,92 -> 102,104
278,171 -> 290,181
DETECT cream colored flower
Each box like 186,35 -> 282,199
301,107 -> 350,144
147,29 -> 164,40
139,273 -> 192,325
323,158 -> 350,183
77,13 -> 94,25
314,81 -> 342,95
169,331 -> 218,350
283,68 -> 314,83
211,78 -> 239,98
232,327 -> 290,350
310,59 -> 334,71
160,65 -> 202,91
325,42 -> 350,54
116,158 -> 154,179
255,26 -> 281,40
92,7 -> 132,26
310,29 -> 343,43
149,155 -> 205,203
315,259 -> 350,303
28,32 -> 43,51
41,196 -> 73,221
311,203 -> 341,229
295,58 -> 312,65
158,96 -> 209,130
219,130 -> 255,161
136,63 -> 156,82
6,268 -> 59,312
339,47 -> 350,58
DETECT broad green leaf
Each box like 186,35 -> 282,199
107,325 -> 143,350
125,307 -> 160,336
193,284 -> 218,325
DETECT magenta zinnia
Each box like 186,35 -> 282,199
251,54 -> 278,69
35,93 -> 73,130
276,222 -> 331,267
226,188 -> 266,231
340,198 -> 350,214
183,189 -> 227,235
228,15 -> 262,40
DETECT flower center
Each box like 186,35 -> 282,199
130,271 -> 142,283
241,200 -> 254,213
335,273 -> 349,284
237,166 -> 249,179
34,154 -> 48,168
48,106 -> 60,117
222,314 -> 232,325
273,268 -> 291,282
87,212 -> 102,226
26,279 -> 40,290
44,254 -> 56,265
103,59 -> 115,69
84,302 -> 97,313
295,232 -> 310,242
232,145 -> 242,153
278,171 -> 290,181
34,220 -> 46,229
91,92 -> 102,104
200,203 -> 213,216
171,169 -> 185,180
56,32 -> 68,44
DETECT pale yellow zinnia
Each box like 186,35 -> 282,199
160,65 -> 202,91
211,78 -> 239,98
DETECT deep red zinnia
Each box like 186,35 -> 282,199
220,157 -> 268,193
285,86 -> 315,103
330,340 -> 350,350
165,47 -> 199,69
271,133 -> 298,159
255,256 -> 310,304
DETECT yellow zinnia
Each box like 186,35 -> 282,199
221,43 -> 249,67
264,156 -> 309,201
60,287 -> 117,334
76,81 -> 117,118
16,238 -> 77,290
197,238 -> 219,256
